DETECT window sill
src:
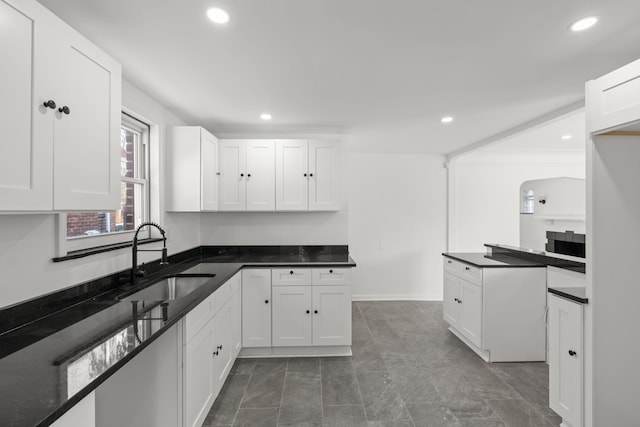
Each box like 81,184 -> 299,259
52,238 -> 164,262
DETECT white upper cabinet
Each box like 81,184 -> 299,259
275,140 -> 341,211
275,140 -> 309,211
308,140 -> 341,211
219,140 -> 247,211
0,0 -> 53,211
246,140 -> 276,211
166,126 -> 219,211
52,23 -> 121,211
0,0 -> 121,212
219,140 -> 275,211
587,58 -> 640,133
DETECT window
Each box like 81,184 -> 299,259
64,113 -> 150,252
522,189 -> 535,214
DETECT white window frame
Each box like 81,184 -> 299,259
57,112 -> 151,255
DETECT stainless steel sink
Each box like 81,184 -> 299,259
118,274 -> 215,301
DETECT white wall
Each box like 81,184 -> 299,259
448,149 -> 585,252
348,151 -> 447,301
0,80 -> 198,309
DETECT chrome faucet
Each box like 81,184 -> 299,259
131,222 -> 169,285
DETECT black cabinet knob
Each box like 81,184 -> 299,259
240,173 -> 244,177
43,100 -> 56,109
306,310 -> 310,314
247,173 -> 251,177
454,298 -> 458,302
290,270 -> 294,275
458,299 -> 462,304
217,345 -> 223,350
568,350 -> 577,356
265,299 -> 269,304
309,173 -> 314,177
329,269 -> 333,273
465,266 -> 470,271
314,310 -> 318,314
213,351 -> 219,356
58,106 -> 70,115
447,260 -> 452,264
539,199 -> 546,204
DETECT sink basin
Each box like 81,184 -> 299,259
119,274 -> 215,302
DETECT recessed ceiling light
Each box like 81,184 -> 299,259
260,113 -> 272,121
207,8 -> 230,24
441,116 -> 454,124
569,16 -> 598,32
561,134 -> 573,140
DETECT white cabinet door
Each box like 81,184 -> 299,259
246,140 -> 275,211
272,285 -> 312,347
51,392 -> 95,427
312,285 -> 351,346
241,269 -> 272,347
443,272 -> 459,328
587,58 -> 640,133
549,294 -> 583,427
275,140 -> 308,211
0,0 -> 54,211
201,129 -> 219,211
230,272 -> 242,358
219,140 -> 247,211
212,300 -> 232,396
183,319 -> 214,427
53,22 -> 121,211
308,140 -> 340,211
459,279 -> 482,348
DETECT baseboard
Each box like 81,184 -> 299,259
238,346 -> 352,358
352,294 -> 443,302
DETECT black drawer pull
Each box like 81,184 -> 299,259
329,269 -> 333,273
314,310 -> 318,314
465,266 -> 470,271
43,100 -> 56,109
306,310 -> 310,314
568,350 -> 577,356
265,300 -> 269,304
290,270 -> 294,275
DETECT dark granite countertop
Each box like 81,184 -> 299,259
485,244 -> 585,274
548,287 -> 588,304
0,246 -> 355,427
442,252 -> 547,268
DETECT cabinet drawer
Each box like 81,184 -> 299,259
184,293 -> 214,344
443,257 -> 457,273
460,263 -> 482,285
312,268 -> 351,285
213,280 -> 232,314
272,268 -> 312,286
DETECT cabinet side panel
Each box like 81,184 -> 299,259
592,135 -> 640,427
483,268 -> 546,361
95,325 -> 180,427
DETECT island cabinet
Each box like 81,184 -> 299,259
0,0 -> 121,212
548,293 -> 584,427
442,256 -> 547,362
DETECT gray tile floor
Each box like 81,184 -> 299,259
204,301 -> 561,427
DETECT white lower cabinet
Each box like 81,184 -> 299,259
183,276 -> 240,427
241,269 -> 272,347
549,293 -> 583,427
272,285 -> 313,346
442,256 -> 547,362
230,272 -> 242,358
271,268 -> 352,348
183,317 -> 215,427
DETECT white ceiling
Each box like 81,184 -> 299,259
38,0 -> 640,154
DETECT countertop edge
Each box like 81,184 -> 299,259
548,287 -> 589,305
31,258 -> 356,427
442,253 -> 546,268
